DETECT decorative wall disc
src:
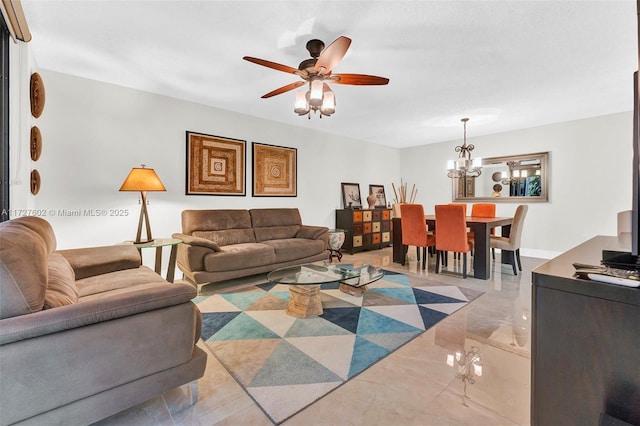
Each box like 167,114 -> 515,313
30,72 -> 46,118
30,126 -> 42,161
30,169 -> 41,195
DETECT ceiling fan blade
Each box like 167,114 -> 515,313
243,56 -> 299,74
261,81 -> 306,98
330,73 -> 390,85
314,36 -> 351,74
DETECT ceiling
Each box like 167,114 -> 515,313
20,0 -> 637,148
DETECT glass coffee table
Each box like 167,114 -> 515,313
267,262 -> 384,318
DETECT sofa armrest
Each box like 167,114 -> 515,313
296,225 -> 329,240
57,245 -> 141,280
172,233 -> 221,251
0,282 -> 196,345
296,225 -> 329,250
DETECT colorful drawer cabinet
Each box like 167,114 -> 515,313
336,209 -> 392,254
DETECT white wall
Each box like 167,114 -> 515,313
9,67 -> 633,260
22,70 -> 400,250
399,112 -> 633,257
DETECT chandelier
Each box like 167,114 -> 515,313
447,118 -> 482,178
293,78 -> 336,119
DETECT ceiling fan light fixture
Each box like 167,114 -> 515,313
320,91 -> 335,115
309,79 -> 323,106
244,36 -> 389,120
294,91 -> 309,114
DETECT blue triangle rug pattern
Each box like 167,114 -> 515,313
195,269 -> 483,424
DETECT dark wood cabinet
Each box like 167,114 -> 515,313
336,209 -> 392,254
531,235 -> 640,426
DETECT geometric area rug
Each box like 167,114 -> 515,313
194,270 -> 483,424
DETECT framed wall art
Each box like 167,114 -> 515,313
252,142 -> 297,197
369,184 -> 387,208
186,131 -> 246,195
341,182 -> 362,209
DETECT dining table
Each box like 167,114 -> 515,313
424,215 -> 514,280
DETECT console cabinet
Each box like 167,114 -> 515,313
336,209 -> 392,254
531,235 -> 640,426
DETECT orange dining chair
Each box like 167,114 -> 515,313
449,203 -> 472,259
470,203 -> 497,258
435,204 -> 474,278
400,204 -> 435,270
490,204 -> 528,275
449,203 -> 467,216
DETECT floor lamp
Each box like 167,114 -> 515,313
119,165 -> 166,244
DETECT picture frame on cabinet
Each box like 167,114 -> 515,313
341,182 -> 362,209
369,184 -> 387,208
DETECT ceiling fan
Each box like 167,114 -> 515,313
243,36 -> 389,118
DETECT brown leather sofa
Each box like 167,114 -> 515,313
173,208 -> 329,287
0,216 -> 207,426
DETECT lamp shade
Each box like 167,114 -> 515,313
119,167 -> 166,192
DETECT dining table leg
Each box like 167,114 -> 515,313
470,222 -> 491,279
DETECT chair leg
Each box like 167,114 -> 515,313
462,252 -> 467,278
402,244 -> 408,265
516,248 -> 522,271
422,247 -> 427,270
435,251 -> 441,273
492,247 -> 495,260
510,250 -> 518,275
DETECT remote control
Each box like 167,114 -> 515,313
573,262 -> 604,271
587,273 -> 640,288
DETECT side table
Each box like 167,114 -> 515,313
131,238 -> 182,283
327,229 -> 346,262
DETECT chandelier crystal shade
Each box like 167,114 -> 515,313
447,118 -> 483,178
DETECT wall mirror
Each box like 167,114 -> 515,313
451,152 -> 549,202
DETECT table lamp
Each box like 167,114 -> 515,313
119,165 -> 166,244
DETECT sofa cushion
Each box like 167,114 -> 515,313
0,217 -> 49,319
203,243 -> 275,272
76,266 -> 167,298
14,215 -> 57,253
193,229 -> 255,246
254,225 -> 300,242
182,209 -> 252,235
249,208 -> 302,228
44,253 -> 78,309
262,238 -> 327,263
58,245 -> 141,280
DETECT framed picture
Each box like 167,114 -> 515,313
369,184 -> 387,208
186,131 -> 246,195
252,142 -> 297,197
341,182 -> 362,209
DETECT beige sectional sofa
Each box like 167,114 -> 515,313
173,208 -> 329,286
0,216 -> 206,426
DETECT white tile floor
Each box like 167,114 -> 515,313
94,247 -> 544,425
